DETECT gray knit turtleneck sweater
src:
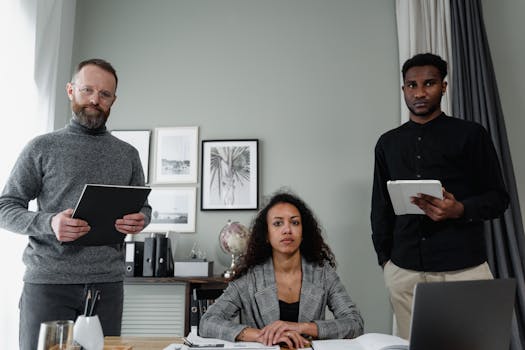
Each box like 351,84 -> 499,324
0,118 -> 151,283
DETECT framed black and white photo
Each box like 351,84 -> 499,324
144,187 -> 196,232
201,139 -> 258,210
110,130 -> 151,183
152,127 -> 199,184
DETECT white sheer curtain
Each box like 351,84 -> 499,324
395,0 -> 452,123
392,0 -> 452,336
0,1 -> 75,348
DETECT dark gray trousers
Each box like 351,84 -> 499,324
19,282 -> 123,350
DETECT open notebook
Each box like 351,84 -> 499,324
173,330 -> 280,350
312,333 -> 407,350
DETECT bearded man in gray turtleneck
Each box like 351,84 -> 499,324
0,58 -> 151,350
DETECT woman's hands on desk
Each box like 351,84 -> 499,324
261,321 -> 314,348
237,321 -> 315,348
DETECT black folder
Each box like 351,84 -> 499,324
190,288 -> 200,328
142,236 -> 156,277
66,184 -> 151,246
154,236 -> 174,277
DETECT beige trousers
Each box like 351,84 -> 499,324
383,260 -> 493,340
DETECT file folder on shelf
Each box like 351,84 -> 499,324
125,241 -> 144,277
142,236 -> 156,277
155,235 -> 174,277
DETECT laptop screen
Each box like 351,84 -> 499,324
408,279 -> 516,350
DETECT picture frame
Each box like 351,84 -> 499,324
144,187 -> 196,233
110,130 -> 151,183
201,139 -> 258,210
152,127 -> 199,184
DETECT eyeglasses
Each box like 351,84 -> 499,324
72,84 -> 115,102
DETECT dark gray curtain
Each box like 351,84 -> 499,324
450,1 -> 525,349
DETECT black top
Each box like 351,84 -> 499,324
371,114 -> 509,272
279,300 -> 299,322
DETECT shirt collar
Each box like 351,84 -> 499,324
407,112 -> 447,129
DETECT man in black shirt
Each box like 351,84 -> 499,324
371,53 -> 508,339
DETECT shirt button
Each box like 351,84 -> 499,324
417,136 -> 422,141
421,237 -> 426,241
416,174 -> 422,178
416,155 -> 421,160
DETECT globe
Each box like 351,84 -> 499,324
219,220 -> 250,278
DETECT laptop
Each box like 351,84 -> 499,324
405,278 -> 516,350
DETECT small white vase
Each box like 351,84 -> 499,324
73,315 -> 104,350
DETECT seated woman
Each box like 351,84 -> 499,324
200,191 -> 364,348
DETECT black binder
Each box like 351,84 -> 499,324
190,288 -> 200,328
125,241 -> 144,277
154,235 -> 174,277
142,236 -> 156,277
190,288 -> 225,330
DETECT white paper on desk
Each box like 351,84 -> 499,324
163,344 -> 183,350
185,332 -> 279,349
312,333 -> 408,350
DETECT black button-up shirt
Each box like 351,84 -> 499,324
371,114 -> 509,272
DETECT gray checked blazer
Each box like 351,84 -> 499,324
199,257 -> 364,342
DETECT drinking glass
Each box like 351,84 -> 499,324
37,320 -> 75,350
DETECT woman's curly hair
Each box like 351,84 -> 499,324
234,190 -> 336,279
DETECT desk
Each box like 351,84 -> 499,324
104,336 -> 182,350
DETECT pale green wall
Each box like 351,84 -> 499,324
482,0 -> 525,224
53,0 -> 525,337
64,0 -> 400,333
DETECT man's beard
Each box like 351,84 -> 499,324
71,102 -> 110,129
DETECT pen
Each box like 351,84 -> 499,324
83,289 -> 91,316
183,337 -> 225,348
88,289 -> 100,316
